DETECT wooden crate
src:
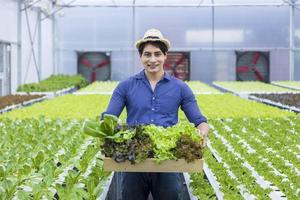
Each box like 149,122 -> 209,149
103,157 -> 203,172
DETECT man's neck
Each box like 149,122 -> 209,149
145,70 -> 164,83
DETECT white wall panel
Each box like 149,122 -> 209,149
21,7 -> 40,84
57,7 -> 133,75
0,0 -> 18,42
111,51 -> 135,81
10,45 -> 18,93
59,50 -> 77,74
58,7 -> 133,49
270,50 -> 290,81
295,51 -> 300,80
295,9 -> 300,47
190,51 -> 235,83
0,0 -> 18,94
135,7 -> 212,48
214,6 -> 289,48
56,4 -> 296,82
41,16 -> 54,79
0,0 -> 54,93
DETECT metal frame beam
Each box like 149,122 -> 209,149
55,3 -> 292,8
58,47 -> 298,52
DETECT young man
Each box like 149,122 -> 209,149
102,29 -> 209,200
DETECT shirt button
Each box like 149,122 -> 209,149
152,97 -> 155,100
151,119 -> 154,122
151,108 -> 155,111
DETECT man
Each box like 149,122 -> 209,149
102,28 -> 209,200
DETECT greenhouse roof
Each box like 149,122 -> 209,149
55,0 -> 300,7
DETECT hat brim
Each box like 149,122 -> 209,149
135,38 -> 170,50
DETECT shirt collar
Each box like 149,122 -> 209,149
135,70 -> 171,81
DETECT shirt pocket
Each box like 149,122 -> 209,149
157,94 -> 180,115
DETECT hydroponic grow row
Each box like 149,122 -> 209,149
0,81 -> 299,199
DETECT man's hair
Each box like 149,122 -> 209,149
138,41 -> 168,56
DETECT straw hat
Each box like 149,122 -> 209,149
135,29 -> 171,50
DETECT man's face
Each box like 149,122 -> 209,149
141,44 -> 167,74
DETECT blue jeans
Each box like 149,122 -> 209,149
121,172 -> 182,200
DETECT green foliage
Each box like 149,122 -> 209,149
102,125 -> 154,164
190,172 -> 217,199
77,81 -> 119,93
2,93 -> 294,120
77,81 -> 221,94
180,94 -> 295,119
213,81 -> 295,93
186,81 -> 222,94
0,118 -> 110,199
17,74 -> 88,92
272,81 -> 300,90
100,114 -> 119,136
83,114 -> 133,143
0,95 -> 127,120
1,79 -> 300,199
144,122 -> 202,163
83,118 -> 202,164
172,134 -> 202,162
83,121 -> 107,137
205,117 -> 300,199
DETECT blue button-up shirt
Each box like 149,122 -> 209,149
102,70 -> 207,127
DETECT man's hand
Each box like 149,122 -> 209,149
197,122 -> 209,148
197,129 -> 208,147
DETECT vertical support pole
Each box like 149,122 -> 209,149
289,1 -> 295,80
52,3 -> 57,75
7,44 -> 11,95
17,0 -> 22,85
132,2 -> 136,74
38,7 -> 42,80
212,0 -> 215,50
211,0 -> 215,82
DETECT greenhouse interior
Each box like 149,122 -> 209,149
0,0 -> 300,199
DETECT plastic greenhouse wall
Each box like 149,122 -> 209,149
57,4 -> 298,82
0,0 -> 54,94
0,0 -> 19,95
20,3 -> 55,86
56,7 -> 134,80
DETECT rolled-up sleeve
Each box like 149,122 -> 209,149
180,83 -> 207,126
100,81 -> 127,119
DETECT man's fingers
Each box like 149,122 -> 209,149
200,136 -> 207,148
198,129 -> 208,147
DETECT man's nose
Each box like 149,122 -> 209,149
149,55 -> 156,62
